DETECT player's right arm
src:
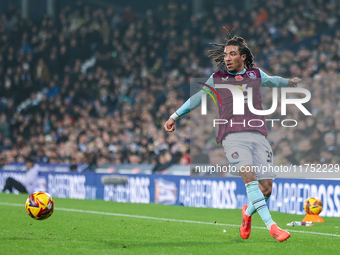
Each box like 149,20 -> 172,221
164,74 -> 215,132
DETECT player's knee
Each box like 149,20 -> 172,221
241,172 -> 257,184
240,167 -> 257,184
262,188 -> 272,198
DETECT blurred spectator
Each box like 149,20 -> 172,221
46,81 -> 59,99
321,132 -> 339,155
152,150 -> 177,173
70,164 -> 78,172
0,113 -> 10,142
35,149 -> 49,163
191,146 -> 210,164
34,58 -> 50,87
122,6 -> 135,25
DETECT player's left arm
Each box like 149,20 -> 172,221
164,74 -> 215,132
259,69 -> 301,88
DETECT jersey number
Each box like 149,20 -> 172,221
266,150 -> 273,163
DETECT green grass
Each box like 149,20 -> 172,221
1,193 -> 340,255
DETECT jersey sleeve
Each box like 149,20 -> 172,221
22,165 -> 39,188
259,68 -> 289,88
176,74 -> 215,117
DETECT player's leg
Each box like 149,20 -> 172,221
258,179 -> 273,198
12,177 -> 28,193
240,179 -> 273,239
2,177 -> 27,193
222,134 -> 254,239
238,165 -> 256,239
223,133 -> 289,241
238,167 -> 276,232
240,168 -> 290,242
245,179 -> 272,216
245,133 -> 275,216
2,177 -> 13,192
244,133 -> 290,241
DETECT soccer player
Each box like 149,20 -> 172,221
2,157 -> 40,194
164,31 -> 301,242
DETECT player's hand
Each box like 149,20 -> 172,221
287,77 -> 301,87
164,118 -> 176,132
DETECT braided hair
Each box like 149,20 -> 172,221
208,27 -> 254,69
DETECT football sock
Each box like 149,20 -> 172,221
245,196 -> 270,216
245,181 -> 275,229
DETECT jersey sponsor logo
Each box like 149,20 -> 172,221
231,152 -> 239,159
246,71 -> 256,79
221,77 -> 229,82
235,75 -> 243,81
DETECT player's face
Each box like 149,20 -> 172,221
26,161 -> 34,170
224,45 -> 246,73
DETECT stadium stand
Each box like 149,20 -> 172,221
0,0 -> 339,170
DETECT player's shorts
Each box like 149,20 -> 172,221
221,131 -> 276,180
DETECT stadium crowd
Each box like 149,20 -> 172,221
0,0 -> 339,171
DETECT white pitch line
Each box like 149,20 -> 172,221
1,202 -> 339,237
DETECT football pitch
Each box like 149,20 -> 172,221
1,193 -> 339,255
